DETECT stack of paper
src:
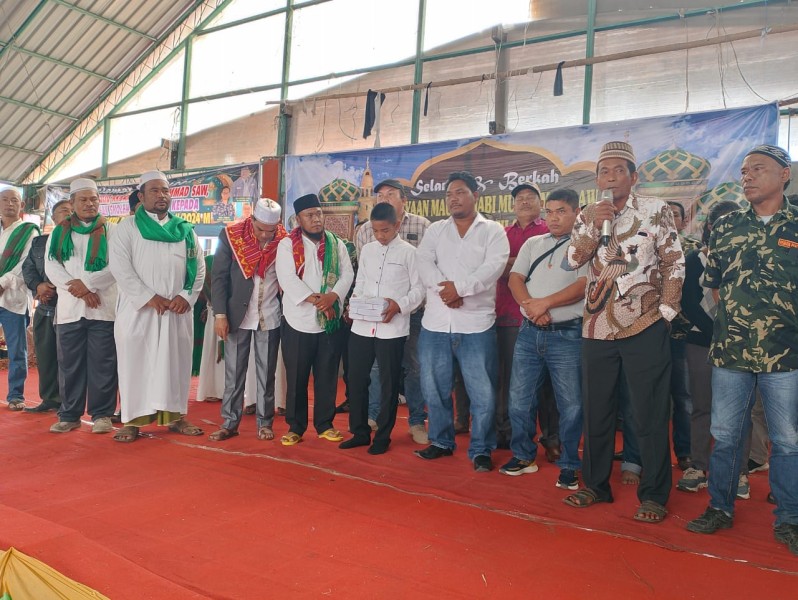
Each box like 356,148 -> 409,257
349,297 -> 388,322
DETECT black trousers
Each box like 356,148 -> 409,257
33,307 -> 60,404
581,319 -> 672,506
56,318 -> 118,422
281,319 -> 345,436
347,332 -> 405,446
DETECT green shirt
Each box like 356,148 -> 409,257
704,197 -> 798,373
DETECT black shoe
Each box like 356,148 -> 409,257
774,523 -> 798,556
767,491 -> 777,505
613,451 -> 623,461
339,437 -> 370,449
368,442 -> 390,455
414,445 -> 453,460
111,411 -> 122,424
24,400 -> 60,413
334,400 -> 350,414
747,458 -> 769,473
686,506 -> 733,534
473,455 -> 493,472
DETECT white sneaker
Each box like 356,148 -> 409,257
398,394 -> 407,405
409,424 -> 428,445
736,473 -> 751,500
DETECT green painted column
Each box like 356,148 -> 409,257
410,0 -> 426,145
583,0 -> 596,125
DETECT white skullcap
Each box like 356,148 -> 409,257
139,170 -> 169,190
69,178 -> 98,195
253,198 -> 281,225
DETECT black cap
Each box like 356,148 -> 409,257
745,144 -> 791,169
511,183 -> 541,198
293,193 -> 321,215
128,189 -> 140,211
374,178 -> 405,195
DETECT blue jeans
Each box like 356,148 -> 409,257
709,367 -> 798,525
508,321 -> 582,471
670,338 -> 692,459
368,310 -> 426,425
419,327 -> 497,459
0,307 -> 28,401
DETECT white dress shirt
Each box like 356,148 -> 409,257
275,232 -> 354,334
416,212 -> 509,334
238,263 -> 281,331
351,236 -> 423,339
0,219 -> 35,315
44,221 -> 118,324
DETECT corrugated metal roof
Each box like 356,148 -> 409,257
0,0 -> 200,183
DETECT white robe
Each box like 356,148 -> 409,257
110,215 -> 205,423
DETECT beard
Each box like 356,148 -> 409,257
302,228 -> 323,241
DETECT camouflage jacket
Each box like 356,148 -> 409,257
704,197 -> 798,373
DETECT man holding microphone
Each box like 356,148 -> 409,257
563,141 -> 685,524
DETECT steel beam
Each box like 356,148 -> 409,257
0,142 -> 41,155
50,0 -> 156,41
0,94 -> 77,120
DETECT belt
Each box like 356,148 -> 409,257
525,317 -> 582,332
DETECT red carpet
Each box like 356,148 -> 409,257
1,369 -> 796,598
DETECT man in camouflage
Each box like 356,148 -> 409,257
687,145 -> 798,557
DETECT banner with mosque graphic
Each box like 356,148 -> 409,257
44,163 -> 260,236
283,104 -> 780,241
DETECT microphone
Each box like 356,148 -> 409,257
599,189 -> 613,246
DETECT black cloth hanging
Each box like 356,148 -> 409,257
363,90 -> 386,139
553,61 -> 566,96
423,82 -> 432,116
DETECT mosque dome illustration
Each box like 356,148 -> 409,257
319,178 -> 361,204
636,148 -> 711,233
695,181 -> 749,221
318,178 -> 360,240
637,148 -> 711,196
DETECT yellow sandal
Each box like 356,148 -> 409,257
318,428 -> 344,442
280,432 -> 303,446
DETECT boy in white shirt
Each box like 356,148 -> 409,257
340,203 -> 423,454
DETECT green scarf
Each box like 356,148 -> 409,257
0,221 -> 40,277
48,214 -> 109,272
133,206 -> 198,291
317,229 -> 341,334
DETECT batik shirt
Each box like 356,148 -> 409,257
704,197 -> 798,373
567,193 -> 685,340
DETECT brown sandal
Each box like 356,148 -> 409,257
634,500 -> 667,524
209,428 -> 239,441
562,488 -> 611,508
113,425 -> 139,443
168,418 -> 203,436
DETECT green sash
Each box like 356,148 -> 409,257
0,221 -> 40,277
133,207 -> 198,291
48,214 -> 108,272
